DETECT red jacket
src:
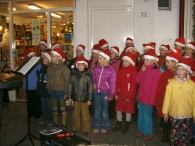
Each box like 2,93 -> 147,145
157,56 -> 166,68
154,69 -> 175,117
115,66 -> 138,99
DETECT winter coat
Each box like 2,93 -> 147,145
67,69 -> 93,102
36,64 -> 50,98
115,66 -> 138,113
154,69 -> 175,117
162,78 -> 195,118
46,62 -> 70,94
136,64 -> 161,106
92,65 -> 116,99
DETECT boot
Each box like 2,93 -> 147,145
122,121 -> 130,133
111,121 -> 122,132
53,114 -> 58,127
62,115 -> 67,131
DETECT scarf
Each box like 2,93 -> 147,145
110,57 -> 118,65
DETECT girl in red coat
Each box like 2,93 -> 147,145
112,52 -> 138,133
155,48 -> 182,142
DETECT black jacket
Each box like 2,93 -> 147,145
36,64 -> 50,98
67,69 -> 93,102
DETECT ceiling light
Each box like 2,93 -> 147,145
28,5 -> 40,10
13,7 -> 16,11
51,13 -> 61,18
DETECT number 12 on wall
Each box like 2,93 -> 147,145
141,12 -> 147,17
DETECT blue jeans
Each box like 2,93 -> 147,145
92,91 -> 110,130
138,102 -> 153,136
41,97 -> 53,122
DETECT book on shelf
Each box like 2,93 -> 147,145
12,56 -> 42,76
39,127 -> 62,135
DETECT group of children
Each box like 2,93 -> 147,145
23,37 -> 195,146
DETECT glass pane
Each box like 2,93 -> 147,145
158,0 -> 170,7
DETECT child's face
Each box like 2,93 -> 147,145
122,59 -> 131,67
51,54 -> 61,64
176,65 -> 189,79
92,52 -> 98,59
110,50 -> 118,59
174,44 -> 182,49
127,49 -> 136,54
165,60 -> 176,70
159,48 -> 168,56
185,47 -> 194,56
39,44 -> 47,51
102,46 -> 109,50
77,63 -> 86,71
42,55 -> 50,65
125,43 -> 134,47
144,58 -> 155,66
76,49 -> 83,57
98,55 -> 109,66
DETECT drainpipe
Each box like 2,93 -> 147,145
179,0 -> 185,38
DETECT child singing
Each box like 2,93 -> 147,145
47,48 -> 70,131
112,52 -> 138,133
163,57 -> 195,146
92,50 -> 116,134
136,49 -> 161,140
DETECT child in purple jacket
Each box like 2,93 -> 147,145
136,49 -> 161,140
92,50 -> 116,134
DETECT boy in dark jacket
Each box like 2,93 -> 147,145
68,56 -> 93,135
36,51 -> 53,125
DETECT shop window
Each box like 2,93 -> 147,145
158,0 -> 171,10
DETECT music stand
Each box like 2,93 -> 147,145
12,56 -> 42,146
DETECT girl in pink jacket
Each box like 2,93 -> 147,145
136,48 -> 161,140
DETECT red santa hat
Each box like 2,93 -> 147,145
166,48 -> 182,63
110,46 -> 120,56
73,56 -> 88,68
92,44 -> 101,54
126,37 -> 134,43
143,43 -> 155,52
99,39 -> 109,49
43,50 -> 51,62
149,42 -> 156,48
185,42 -> 195,50
122,52 -> 137,66
160,44 -> 170,51
125,46 -> 137,53
176,57 -> 193,72
51,43 -> 60,50
23,49 -> 36,57
51,48 -> 66,61
144,49 -> 158,61
76,44 -> 85,55
98,50 -> 111,61
174,38 -> 186,47
39,40 -> 48,47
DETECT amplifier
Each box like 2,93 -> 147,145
40,133 -> 91,146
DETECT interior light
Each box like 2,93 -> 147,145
13,7 -> 16,11
28,5 -> 41,10
0,26 -> 2,31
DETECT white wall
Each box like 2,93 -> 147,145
134,0 -> 180,55
74,0 -> 88,58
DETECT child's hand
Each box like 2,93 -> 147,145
142,64 -> 146,71
108,98 -> 113,101
126,99 -> 130,102
87,101 -> 91,105
64,95 -> 67,99
68,98 -> 72,106
94,84 -> 96,89
115,95 -> 118,100
164,114 -> 168,122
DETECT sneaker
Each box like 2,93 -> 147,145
136,132 -> 144,137
38,119 -> 48,124
145,135 -> 153,140
93,129 -> 99,134
100,129 -> 106,134
48,121 -> 53,126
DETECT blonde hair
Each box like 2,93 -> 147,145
98,54 -> 109,66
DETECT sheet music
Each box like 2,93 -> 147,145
18,57 -> 40,75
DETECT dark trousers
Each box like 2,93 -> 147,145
26,90 -> 41,117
